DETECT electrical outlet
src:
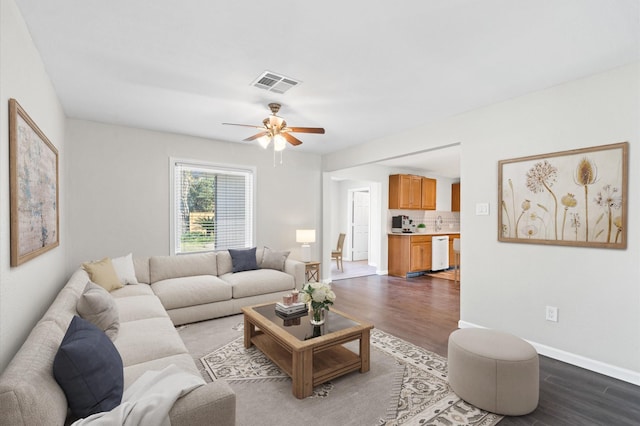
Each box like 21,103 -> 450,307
545,306 -> 558,322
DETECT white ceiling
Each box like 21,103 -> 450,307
376,145 -> 461,179
14,0 -> 639,176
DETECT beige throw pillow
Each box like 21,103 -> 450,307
76,281 -> 120,341
260,247 -> 290,271
82,258 -> 123,292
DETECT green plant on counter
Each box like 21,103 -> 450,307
417,223 -> 426,228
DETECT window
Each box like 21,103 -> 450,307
171,159 -> 254,254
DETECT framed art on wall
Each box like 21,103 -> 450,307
498,142 -> 628,249
9,99 -> 60,266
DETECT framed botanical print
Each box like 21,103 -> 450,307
498,142 -> 628,249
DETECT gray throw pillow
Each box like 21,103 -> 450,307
76,281 -> 120,341
260,246 -> 290,271
229,247 -> 259,272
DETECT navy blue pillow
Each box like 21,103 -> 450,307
53,315 -> 124,419
229,247 -> 258,272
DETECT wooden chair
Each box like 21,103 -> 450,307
453,238 -> 460,284
331,233 -> 346,272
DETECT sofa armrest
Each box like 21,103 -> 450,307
284,258 -> 306,289
169,380 -> 236,426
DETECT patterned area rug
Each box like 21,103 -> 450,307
200,328 -> 502,425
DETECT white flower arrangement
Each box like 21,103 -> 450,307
300,282 -> 336,312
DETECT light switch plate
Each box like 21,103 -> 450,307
475,202 -> 490,215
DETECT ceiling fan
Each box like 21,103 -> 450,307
223,103 -> 325,151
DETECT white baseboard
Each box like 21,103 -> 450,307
377,269 -> 388,275
458,321 -> 640,386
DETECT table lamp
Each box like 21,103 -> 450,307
296,229 -> 316,262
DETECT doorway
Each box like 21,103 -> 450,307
326,177 -> 379,282
349,189 -> 370,261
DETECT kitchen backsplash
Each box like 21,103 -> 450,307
388,210 -> 460,233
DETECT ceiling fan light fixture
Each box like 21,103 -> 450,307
273,134 -> 287,152
222,103 -> 324,165
258,135 -> 271,149
267,115 -> 284,130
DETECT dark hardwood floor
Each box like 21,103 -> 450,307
331,274 -> 640,426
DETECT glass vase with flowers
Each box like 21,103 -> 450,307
300,282 -> 336,325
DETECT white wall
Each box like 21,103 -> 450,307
0,0 -> 68,372
65,119 -> 322,273
323,63 -> 640,383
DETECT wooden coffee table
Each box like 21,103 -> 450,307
242,302 -> 374,399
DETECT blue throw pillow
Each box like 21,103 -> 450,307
229,247 -> 258,272
53,315 -> 124,419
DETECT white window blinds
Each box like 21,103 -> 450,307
172,160 -> 254,254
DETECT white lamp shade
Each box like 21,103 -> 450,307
273,134 -> 287,151
296,229 -> 316,243
258,135 -> 271,149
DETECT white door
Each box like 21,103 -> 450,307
351,190 -> 370,261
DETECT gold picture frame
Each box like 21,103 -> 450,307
9,99 -> 59,266
498,142 -> 628,249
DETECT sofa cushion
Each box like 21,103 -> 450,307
82,258 -> 123,292
114,294 -> 169,323
53,316 -> 123,419
122,354 -> 200,389
149,252 -> 217,283
76,281 -> 120,341
133,256 -> 150,284
222,269 -> 295,298
110,283 -> 155,298
114,317 -> 189,367
111,253 -> 139,285
216,251 -> 234,275
229,247 -> 258,272
260,247 -> 290,272
151,275 -> 232,310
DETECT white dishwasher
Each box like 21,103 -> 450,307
431,235 -> 449,271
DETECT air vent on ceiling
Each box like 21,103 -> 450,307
251,71 -> 301,94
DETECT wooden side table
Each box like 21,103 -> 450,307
304,261 -> 320,283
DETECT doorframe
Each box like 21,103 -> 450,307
347,187 -> 371,262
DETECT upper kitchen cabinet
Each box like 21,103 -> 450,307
451,182 -> 460,212
389,174 -> 422,209
389,174 -> 437,210
421,177 -> 436,210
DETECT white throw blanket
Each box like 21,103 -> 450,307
72,364 -> 205,426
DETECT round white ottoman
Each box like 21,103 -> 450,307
448,328 -> 539,416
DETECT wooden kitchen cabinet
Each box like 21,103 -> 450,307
389,174 -> 436,210
421,177 -> 436,210
389,174 -> 422,209
388,234 -> 431,277
410,235 -> 432,271
451,182 -> 460,212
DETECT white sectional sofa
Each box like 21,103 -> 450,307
142,248 -> 305,325
0,248 -> 305,425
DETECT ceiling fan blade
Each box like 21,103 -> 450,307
222,122 -> 265,130
243,132 -> 269,142
282,132 -> 303,146
286,127 -> 325,134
